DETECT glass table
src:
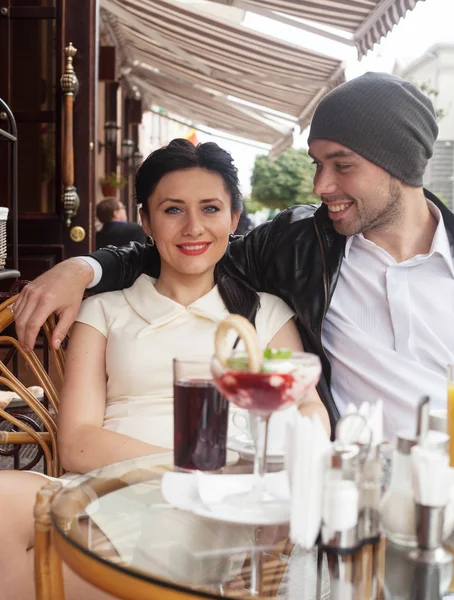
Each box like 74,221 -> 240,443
49,453 -> 454,600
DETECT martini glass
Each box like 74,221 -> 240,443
211,351 -> 321,519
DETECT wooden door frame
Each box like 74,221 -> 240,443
0,0 -> 99,280
62,0 -> 99,256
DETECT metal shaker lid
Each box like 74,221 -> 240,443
396,430 -> 417,455
330,443 -> 360,469
396,429 -> 449,455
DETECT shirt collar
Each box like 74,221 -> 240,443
344,235 -> 355,260
425,200 -> 454,277
122,274 -> 228,328
344,200 -> 454,277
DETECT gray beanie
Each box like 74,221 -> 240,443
307,72 -> 438,186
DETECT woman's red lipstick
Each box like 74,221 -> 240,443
176,242 -> 212,256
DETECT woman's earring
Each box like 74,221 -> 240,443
229,232 -> 234,242
146,235 -> 155,247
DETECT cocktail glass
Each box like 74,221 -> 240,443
211,351 -> 321,518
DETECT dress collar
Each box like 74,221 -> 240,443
122,274 -> 228,328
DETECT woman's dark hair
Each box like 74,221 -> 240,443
136,138 -> 260,324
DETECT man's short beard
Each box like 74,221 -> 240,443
335,177 -> 403,236
361,177 -> 403,234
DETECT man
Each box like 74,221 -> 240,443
13,73 -> 454,439
96,197 -> 147,249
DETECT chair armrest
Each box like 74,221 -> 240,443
0,431 -> 51,445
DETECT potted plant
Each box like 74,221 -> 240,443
99,172 -> 127,197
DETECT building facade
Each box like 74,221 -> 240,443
397,45 -> 454,209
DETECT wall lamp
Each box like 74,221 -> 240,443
98,120 -> 120,152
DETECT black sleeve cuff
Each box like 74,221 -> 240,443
83,248 -> 124,293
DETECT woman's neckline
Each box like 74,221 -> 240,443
153,273 -> 216,308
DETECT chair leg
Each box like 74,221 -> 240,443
34,481 -> 65,600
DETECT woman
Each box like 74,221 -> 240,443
0,140 -> 329,600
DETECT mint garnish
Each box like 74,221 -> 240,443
263,348 -> 292,360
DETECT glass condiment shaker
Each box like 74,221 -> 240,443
381,430 -> 451,547
322,443 -> 361,550
380,431 -> 418,547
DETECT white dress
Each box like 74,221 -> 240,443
40,275 -> 296,587
76,273 -> 295,448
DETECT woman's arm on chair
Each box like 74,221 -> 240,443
58,322 -> 168,474
267,318 -> 330,437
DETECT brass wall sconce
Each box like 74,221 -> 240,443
98,120 -> 119,152
120,138 -> 135,160
132,149 -> 144,171
120,142 -> 143,171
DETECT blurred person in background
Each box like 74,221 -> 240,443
234,206 -> 253,235
96,197 -> 147,249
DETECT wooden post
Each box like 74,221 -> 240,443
60,43 -> 80,228
34,481 -> 65,600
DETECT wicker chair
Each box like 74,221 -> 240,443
0,294 -> 65,477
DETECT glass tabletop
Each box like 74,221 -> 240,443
50,453 -> 454,600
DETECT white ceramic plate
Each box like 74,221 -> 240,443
161,471 -> 290,525
227,434 -> 285,464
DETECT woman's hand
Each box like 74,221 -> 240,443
13,258 -> 94,352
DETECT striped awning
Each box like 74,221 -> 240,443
129,70 -> 287,145
209,0 -> 425,58
101,0 -> 345,154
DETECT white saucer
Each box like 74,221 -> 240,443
161,471 -> 290,525
227,434 -> 285,464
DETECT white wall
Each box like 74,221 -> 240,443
401,46 -> 454,140
435,49 -> 454,139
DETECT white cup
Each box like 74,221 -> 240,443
231,405 -> 298,455
429,409 -> 447,433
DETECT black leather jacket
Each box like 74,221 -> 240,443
90,189 -> 454,432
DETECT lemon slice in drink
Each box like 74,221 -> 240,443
214,314 -> 263,373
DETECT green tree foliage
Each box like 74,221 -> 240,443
242,197 -> 266,214
250,148 -> 320,210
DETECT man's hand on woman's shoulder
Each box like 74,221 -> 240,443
13,257 -> 95,352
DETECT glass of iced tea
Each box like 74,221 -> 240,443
173,357 -> 229,472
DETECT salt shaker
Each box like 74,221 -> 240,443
321,443 -> 360,550
380,430 -> 418,547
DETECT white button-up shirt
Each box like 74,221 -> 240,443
322,201 -> 454,440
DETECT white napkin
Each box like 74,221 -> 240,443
196,470 -> 289,505
285,413 -> 331,549
411,444 -> 451,506
337,400 -> 383,447
162,470 -> 290,524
